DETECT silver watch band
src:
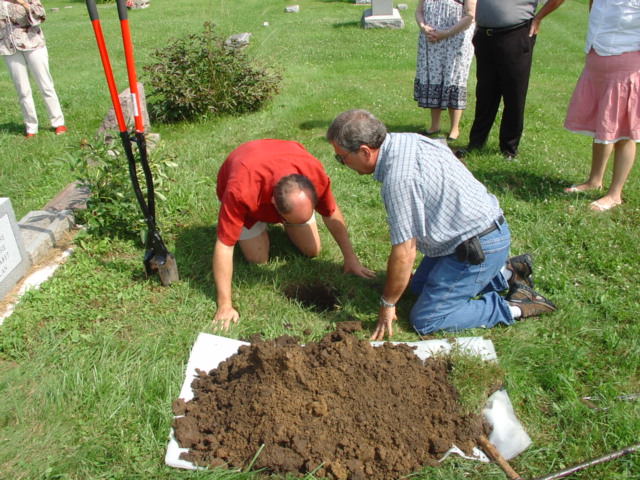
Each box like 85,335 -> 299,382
379,296 -> 396,308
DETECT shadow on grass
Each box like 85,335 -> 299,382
0,121 -> 27,136
331,21 -> 361,28
172,223 -> 388,331
469,157 -> 587,204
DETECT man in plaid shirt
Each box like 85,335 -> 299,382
327,109 -> 556,340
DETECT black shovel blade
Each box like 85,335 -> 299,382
143,250 -> 179,286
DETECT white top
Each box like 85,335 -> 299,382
585,0 -> 640,56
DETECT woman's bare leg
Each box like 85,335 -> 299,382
591,139 -> 636,209
448,108 -> 462,139
427,108 -> 442,134
566,142 -> 612,192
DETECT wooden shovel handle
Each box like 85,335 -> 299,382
478,435 -> 523,480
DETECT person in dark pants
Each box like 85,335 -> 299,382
457,0 -> 564,160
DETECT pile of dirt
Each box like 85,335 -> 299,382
172,330 -> 485,480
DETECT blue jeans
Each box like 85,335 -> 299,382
409,221 -> 513,335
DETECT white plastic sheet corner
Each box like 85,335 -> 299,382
483,389 -> 532,460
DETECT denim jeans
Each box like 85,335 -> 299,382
409,221 -> 513,335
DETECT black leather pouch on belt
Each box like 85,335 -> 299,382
455,235 -> 485,265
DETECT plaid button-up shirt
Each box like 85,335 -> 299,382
372,133 -> 503,257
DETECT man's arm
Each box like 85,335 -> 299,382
321,204 -> 375,279
212,238 -> 239,329
530,0 -> 564,36
370,238 -> 417,341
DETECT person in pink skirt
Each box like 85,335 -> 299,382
563,0 -> 640,211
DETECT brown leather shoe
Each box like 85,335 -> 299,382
507,282 -> 556,318
506,253 -> 533,288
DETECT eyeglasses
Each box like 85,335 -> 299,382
335,150 -> 353,165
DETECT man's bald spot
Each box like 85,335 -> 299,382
281,188 -> 315,224
273,174 -> 318,219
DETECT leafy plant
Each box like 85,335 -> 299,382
65,137 -> 178,241
143,22 -> 281,123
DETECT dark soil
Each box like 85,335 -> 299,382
172,330 -> 485,480
283,282 -> 338,312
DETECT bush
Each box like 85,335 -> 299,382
143,22 -> 281,123
65,139 -> 178,241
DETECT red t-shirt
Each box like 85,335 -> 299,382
216,139 -> 337,246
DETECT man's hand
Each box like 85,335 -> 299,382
529,19 -> 541,36
343,257 -> 376,279
212,305 -> 239,331
370,306 -> 397,341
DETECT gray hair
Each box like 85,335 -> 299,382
273,174 -> 318,214
326,109 -> 387,152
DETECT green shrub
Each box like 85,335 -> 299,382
65,138 -> 178,241
143,22 -> 281,123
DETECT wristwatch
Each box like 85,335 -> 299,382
379,296 -> 396,308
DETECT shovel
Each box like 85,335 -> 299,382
477,435 -> 639,480
85,0 -> 178,286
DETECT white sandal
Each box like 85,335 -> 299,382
590,200 -> 621,212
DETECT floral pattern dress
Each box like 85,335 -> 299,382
413,0 -> 474,110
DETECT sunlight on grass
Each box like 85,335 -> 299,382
1,0 -> 639,479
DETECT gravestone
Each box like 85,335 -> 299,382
372,0 -> 392,15
95,83 -> 151,143
362,0 -> 404,28
132,0 -> 150,9
0,198 -> 32,301
224,33 -> 252,51
18,211 -> 74,266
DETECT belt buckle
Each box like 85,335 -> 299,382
486,28 -> 494,36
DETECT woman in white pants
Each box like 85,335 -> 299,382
1,0 -> 65,137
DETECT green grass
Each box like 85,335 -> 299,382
1,0 -> 639,479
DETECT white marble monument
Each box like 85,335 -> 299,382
362,0 -> 404,28
0,198 -> 32,301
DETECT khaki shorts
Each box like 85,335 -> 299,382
238,214 -> 316,241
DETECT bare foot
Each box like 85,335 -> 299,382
564,183 -> 602,193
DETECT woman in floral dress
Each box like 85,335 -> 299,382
414,0 -> 475,141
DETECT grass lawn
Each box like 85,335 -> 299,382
1,0 -> 639,479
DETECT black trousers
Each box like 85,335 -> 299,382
469,25 -> 537,157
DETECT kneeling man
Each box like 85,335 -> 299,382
213,139 -> 374,329
327,110 -> 556,340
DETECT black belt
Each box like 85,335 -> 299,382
478,215 -> 505,238
477,21 -> 529,37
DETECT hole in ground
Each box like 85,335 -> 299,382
283,282 -> 338,312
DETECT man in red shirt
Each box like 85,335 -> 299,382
213,139 -> 375,329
